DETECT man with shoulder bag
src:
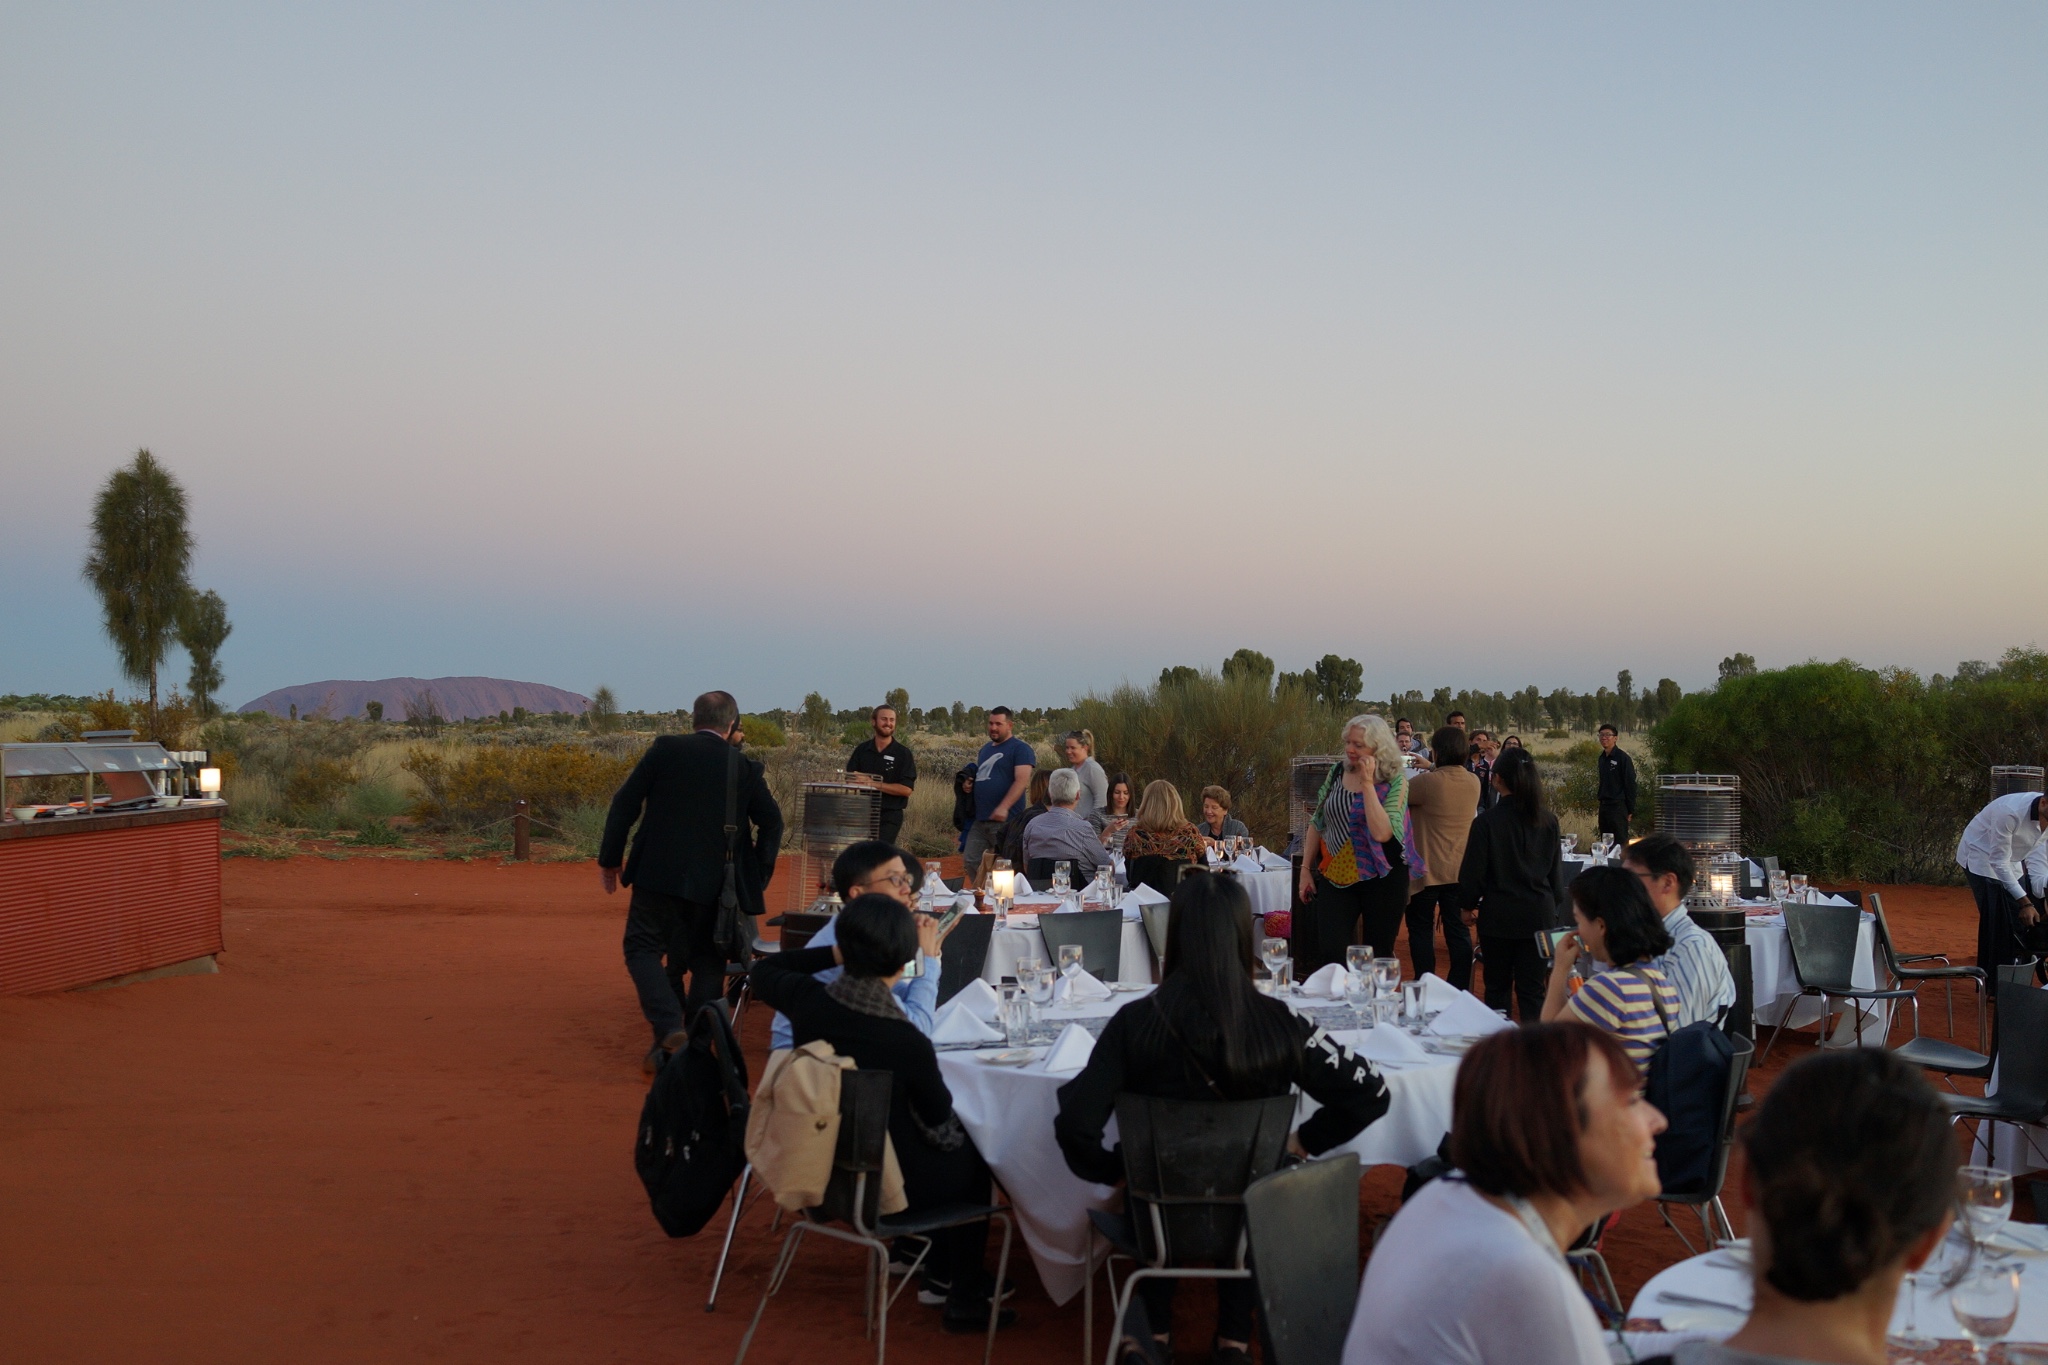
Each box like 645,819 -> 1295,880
601,690 -> 784,1072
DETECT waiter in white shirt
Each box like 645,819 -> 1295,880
1956,791 -> 2048,971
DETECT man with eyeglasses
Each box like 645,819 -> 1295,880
1622,831 -> 1737,1027
769,840 -> 954,1050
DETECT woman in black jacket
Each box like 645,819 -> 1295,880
1456,746 -> 1567,1023
749,895 -> 1011,1332
1054,873 -> 1391,1365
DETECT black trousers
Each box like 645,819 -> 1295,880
1297,868 -> 1407,976
1405,886 -> 1473,991
624,888 -> 726,1043
1478,933 -> 1547,1022
896,1130 -> 994,1307
1597,802 -> 1631,845
1968,871 -> 2030,972
878,807 -> 905,848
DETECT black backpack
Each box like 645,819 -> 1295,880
1643,1008 -> 1735,1195
635,1001 -> 751,1237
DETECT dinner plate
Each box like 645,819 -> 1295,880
976,1050 -> 1038,1067
1421,1035 -> 1482,1056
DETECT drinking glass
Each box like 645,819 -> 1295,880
1058,943 -> 1086,980
1402,980 -> 1425,1032
1789,873 -> 1810,903
1345,944 -> 1374,987
1950,1263 -> 2021,1362
1016,949 -> 1043,977
1271,958 -> 1293,993
1026,964 -> 1057,1015
1345,971 -> 1374,1030
1001,989 -> 1034,1048
1959,1166 -> 2015,1247
1769,873 -> 1789,904
1562,833 -> 1579,856
1261,937 -> 1291,980
1374,957 -> 1402,995
1053,861 -> 1072,893
1888,1269 -> 1933,1349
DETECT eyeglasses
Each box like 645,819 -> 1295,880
864,870 -> 914,892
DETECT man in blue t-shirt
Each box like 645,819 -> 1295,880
963,706 -> 1035,885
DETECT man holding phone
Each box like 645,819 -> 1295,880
768,841 -> 957,1051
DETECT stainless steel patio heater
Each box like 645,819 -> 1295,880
1658,772 -> 1741,856
798,778 -> 880,912
1992,766 -> 2046,799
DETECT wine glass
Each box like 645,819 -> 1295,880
1959,1166 -> 2015,1249
1345,968 -> 1374,1030
1374,958 -> 1402,1025
1345,944 -> 1373,989
1951,1262 -> 2021,1362
1058,943 -> 1086,980
1789,873 -> 1810,904
1562,832 -> 1579,856
1261,937 -> 1290,979
1025,965 -> 1057,1034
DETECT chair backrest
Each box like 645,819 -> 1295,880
1760,855 -> 1782,880
1865,891 -> 1908,978
778,911 -> 833,955
1720,941 -> 1754,1042
1041,909 -> 1124,981
936,914 -> 999,1007
1126,854 -> 1189,898
1702,1036 -> 1754,1199
1141,902 -> 1171,966
1026,857 -> 1058,885
1833,888 -> 1865,909
1995,982 -> 2048,1111
1245,1154 -> 1361,1365
1783,904 -> 1863,992
1115,1093 -> 1295,1268
812,1069 -> 893,1233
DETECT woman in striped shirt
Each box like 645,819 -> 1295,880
1541,865 -> 1680,1073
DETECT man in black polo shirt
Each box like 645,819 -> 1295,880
847,703 -> 918,846
1596,722 -> 1637,847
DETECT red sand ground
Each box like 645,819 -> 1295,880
0,860 -> 1990,1363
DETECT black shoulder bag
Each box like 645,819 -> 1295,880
711,745 -> 751,959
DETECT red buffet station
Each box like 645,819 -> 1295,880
0,736 -> 224,994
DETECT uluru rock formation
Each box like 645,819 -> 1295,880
237,677 -> 592,722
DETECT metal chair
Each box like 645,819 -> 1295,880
1656,1036 -> 1754,1254
732,1070 -> 1014,1365
1760,904 -> 1916,1062
1041,909 -> 1124,983
1083,1094 -> 1295,1365
1244,1154 -> 1360,1365
1946,982 -> 2048,1169
1869,890 -> 1985,1044
936,914 -> 999,1006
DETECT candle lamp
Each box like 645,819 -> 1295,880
1708,871 -> 1735,907
198,767 -> 222,798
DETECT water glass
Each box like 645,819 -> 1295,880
1271,957 -> 1293,993
1053,861 -> 1072,893
1001,989 -> 1034,1048
1889,1269 -> 1933,1348
1960,1165 -> 2015,1246
1951,1263 -> 2021,1362
1058,943 -> 1086,979
1025,965 -> 1057,1013
1402,980 -> 1425,1030
1789,873 -> 1810,903
1345,973 -> 1374,1029
1562,833 -> 1579,856
1768,873 -> 1789,904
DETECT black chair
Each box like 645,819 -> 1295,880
1761,904 -> 1916,1061
1041,909 -> 1124,983
1083,1094 -> 1295,1365
1125,854 -> 1191,899
1720,941 -> 1754,1043
1244,1154 -> 1360,1365
1657,1036 -> 1755,1254
1027,856 -> 1102,887
777,911 -> 833,956
1946,982 -> 2048,1170
1869,890 -> 1986,1045
936,913 -> 999,1008
1140,903 -> 1171,969
732,1070 -> 1013,1365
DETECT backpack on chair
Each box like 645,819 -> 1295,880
635,1001 -> 751,1237
1645,1019 -> 1734,1194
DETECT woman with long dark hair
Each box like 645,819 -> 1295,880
1456,746 -> 1566,1021
1055,873 -> 1390,1365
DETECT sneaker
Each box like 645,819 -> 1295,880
919,1275 -> 1017,1307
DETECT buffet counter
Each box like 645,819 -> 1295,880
1,743 -> 226,993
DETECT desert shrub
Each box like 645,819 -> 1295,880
345,817 -> 405,847
1654,648 -> 2048,882
558,803 -> 609,857
741,714 -> 788,747
405,742 -> 635,830
1543,727 -> 1571,739
203,716 -> 369,826
1070,671 -> 1339,848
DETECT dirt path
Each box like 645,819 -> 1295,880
0,861 -> 1987,1362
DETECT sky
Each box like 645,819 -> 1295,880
3,4 -> 2042,714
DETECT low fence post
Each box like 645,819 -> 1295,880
512,799 -> 530,861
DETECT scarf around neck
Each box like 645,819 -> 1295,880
827,973 -> 908,1022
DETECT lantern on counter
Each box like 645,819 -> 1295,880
199,767 -> 222,797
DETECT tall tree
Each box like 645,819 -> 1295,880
83,450 -> 192,722
587,685 -> 622,733
1222,648 -> 1275,691
1616,670 -> 1636,731
800,691 -> 834,741
884,686 -> 909,716
1718,653 -> 1759,683
1313,654 -> 1364,708
177,588 -> 232,717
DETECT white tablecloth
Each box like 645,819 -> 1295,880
1742,899 -> 1889,1043
936,977 -> 1500,1304
1631,1233 -> 2048,1344
981,908 -> 1156,986
1238,865 -> 1294,918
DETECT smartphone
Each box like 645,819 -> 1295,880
931,907 -> 963,936
1534,927 -> 1573,963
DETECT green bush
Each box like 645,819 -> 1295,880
405,742 -> 636,830
1653,648 -> 2048,882
741,714 -> 788,747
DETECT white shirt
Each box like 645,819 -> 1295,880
1957,792 -> 2048,901
1652,907 -> 1738,1027
1342,1178 -> 1612,1365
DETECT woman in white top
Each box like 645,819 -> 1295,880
1343,1022 -> 1666,1365
1063,730 -> 1109,821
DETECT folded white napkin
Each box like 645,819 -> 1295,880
942,977 -> 1001,1025
954,891 -> 979,914
1299,963 -> 1353,998
1014,875 -> 1034,895
1424,982 -> 1513,1037
1256,848 -> 1290,870
1345,1023 -> 1431,1066
1117,884 -> 1170,911
931,1003 -> 1004,1046
1042,1022 -> 1096,1075
1055,969 -> 1113,1004
1230,855 -> 1264,875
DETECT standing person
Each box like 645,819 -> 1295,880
846,703 -> 918,846
1298,716 -> 1421,977
1956,790 -> 2048,971
1595,723 -> 1637,848
1405,727 -> 1481,989
1062,730 -> 1109,821
599,690 -> 784,1072
1469,729 -> 1498,815
962,707 -> 1034,885
1458,746 -> 1566,1022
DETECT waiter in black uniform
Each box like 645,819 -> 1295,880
1595,722 -> 1637,847
846,702 -> 918,846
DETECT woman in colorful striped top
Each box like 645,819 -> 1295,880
1541,865 -> 1679,1073
1297,715 -> 1425,976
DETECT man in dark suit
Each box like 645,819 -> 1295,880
1595,722 -> 1637,848
600,689 -> 784,1071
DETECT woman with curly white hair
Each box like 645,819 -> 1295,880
1296,714 -> 1425,976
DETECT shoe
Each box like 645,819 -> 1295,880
941,1300 -> 1017,1333
1213,1340 -> 1254,1365
920,1274 -> 1017,1307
